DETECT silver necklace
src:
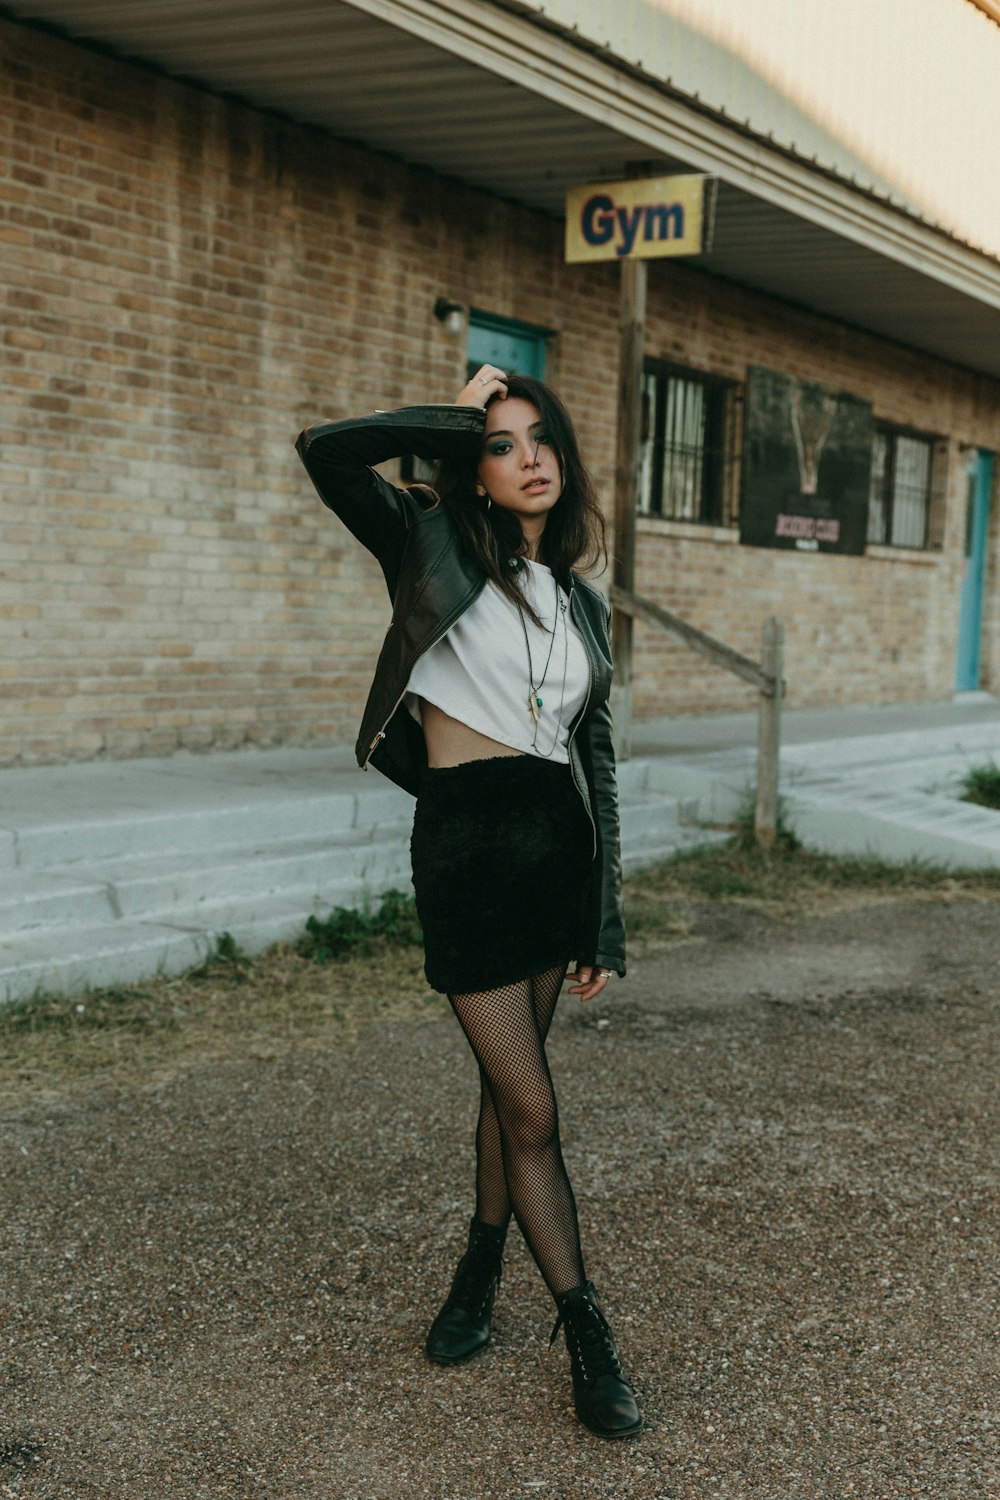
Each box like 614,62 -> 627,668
516,572 -> 569,757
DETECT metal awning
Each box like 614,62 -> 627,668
7,0 -> 1000,382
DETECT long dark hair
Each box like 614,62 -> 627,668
429,374 -> 607,623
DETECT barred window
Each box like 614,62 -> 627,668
867,426 -> 935,549
639,362 -> 734,525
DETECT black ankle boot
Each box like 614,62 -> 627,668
549,1280 -> 642,1438
424,1216 -> 507,1365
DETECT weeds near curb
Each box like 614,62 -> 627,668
959,762 -> 1000,811
187,931 -> 251,981
7,848 -> 1000,1107
626,835 -> 996,909
730,791 -> 801,854
299,889 -> 422,963
0,983 -> 184,1039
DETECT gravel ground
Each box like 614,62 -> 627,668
3,896 -> 999,1500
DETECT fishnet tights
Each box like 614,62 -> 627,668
447,962 -> 586,1299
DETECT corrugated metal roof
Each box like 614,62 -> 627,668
5,0 -> 1000,380
522,0 -> 1000,263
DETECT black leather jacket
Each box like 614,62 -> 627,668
295,404 -> 625,976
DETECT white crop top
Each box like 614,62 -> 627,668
404,560 -> 591,763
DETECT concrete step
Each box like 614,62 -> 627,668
639,745 -> 1000,869
0,869 -> 120,934
0,865 -> 423,1006
4,781 -> 694,929
622,826 -> 729,876
0,918 -> 212,1005
108,833 -> 414,922
618,792 -> 726,872
778,719 -> 1000,774
0,749 -> 716,1002
9,784 -> 413,870
0,826 -> 723,1005
785,785 -> 1000,868
0,829 -> 415,938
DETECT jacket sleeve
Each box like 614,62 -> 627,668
577,692 -> 627,977
295,405 -> 486,578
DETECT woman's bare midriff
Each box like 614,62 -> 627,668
420,699 -> 525,768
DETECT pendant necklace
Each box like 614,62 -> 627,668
516,571 -> 569,757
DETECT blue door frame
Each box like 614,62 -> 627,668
466,311 -> 547,380
955,449 -> 994,692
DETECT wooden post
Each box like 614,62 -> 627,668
610,257 -> 647,761
754,616 -> 785,850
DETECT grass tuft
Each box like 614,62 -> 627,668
0,983 -> 186,1040
299,888 -> 422,962
960,762 -> 1000,811
730,790 -> 802,854
625,833 -> 1000,914
187,930 -> 251,981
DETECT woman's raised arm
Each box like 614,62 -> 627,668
295,403 -> 485,565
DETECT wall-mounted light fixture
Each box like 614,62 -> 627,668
433,296 -> 465,334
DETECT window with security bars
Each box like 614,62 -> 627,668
867,426 -> 936,549
639,362 -> 735,526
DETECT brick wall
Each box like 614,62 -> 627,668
630,271 -> 1000,717
1,18 -> 998,765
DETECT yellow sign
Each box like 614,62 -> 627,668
565,174 -> 714,264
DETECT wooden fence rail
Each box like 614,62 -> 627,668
609,586 -> 785,850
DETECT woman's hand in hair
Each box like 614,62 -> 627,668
566,964 -> 612,1003
456,364 -> 508,408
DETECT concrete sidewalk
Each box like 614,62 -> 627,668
0,746 -> 416,1003
633,693 -> 1000,868
632,690 -> 1000,758
0,744 -> 709,1003
2,695 -> 999,1002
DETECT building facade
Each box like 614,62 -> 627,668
2,1 -> 1000,765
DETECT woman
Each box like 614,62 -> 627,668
296,365 -> 641,1439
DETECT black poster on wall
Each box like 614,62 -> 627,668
740,365 -> 873,554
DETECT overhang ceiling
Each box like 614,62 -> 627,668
6,0 -> 1000,383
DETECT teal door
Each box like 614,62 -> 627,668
956,449 -> 994,691
466,312 -> 547,380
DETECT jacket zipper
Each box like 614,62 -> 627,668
363,576 -> 487,769
566,584 -> 598,859
363,690 -> 405,768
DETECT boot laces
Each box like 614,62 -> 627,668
549,1294 -> 624,1381
446,1239 -> 503,1317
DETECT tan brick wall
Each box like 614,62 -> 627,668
982,474 -> 1000,693
1,18 -> 998,765
630,270 -> 1000,717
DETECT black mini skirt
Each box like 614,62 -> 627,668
410,754 -> 595,995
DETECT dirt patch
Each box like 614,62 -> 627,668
6,845 -> 999,1111
3,887 -> 999,1498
